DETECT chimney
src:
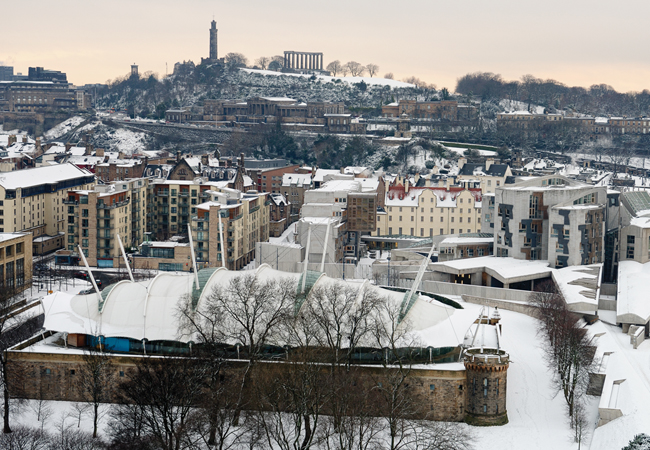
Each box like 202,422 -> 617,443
240,152 -> 245,169
405,178 -> 409,194
340,167 -> 345,174
201,154 -> 209,166
176,151 -> 181,162
458,157 -> 467,170
485,158 -> 494,171
96,148 -> 104,157
84,144 -> 93,156
65,142 -> 72,151
414,173 -> 420,185
8,135 -> 16,146
118,151 -> 125,160
35,137 -> 41,152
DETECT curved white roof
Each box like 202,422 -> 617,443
42,266 -> 457,344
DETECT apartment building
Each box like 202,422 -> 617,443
493,175 -> 607,267
65,178 -> 148,267
618,191 -> 650,265
0,232 -> 32,294
373,176 -> 483,238
281,172 -> 313,223
0,164 -> 95,254
455,158 -> 512,194
190,189 -> 270,270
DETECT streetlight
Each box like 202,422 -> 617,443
387,255 -> 391,287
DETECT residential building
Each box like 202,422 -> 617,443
269,193 -> 289,237
455,158 -> 512,194
256,164 -> 301,193
191,189 -> 270,270
373,176 -> 483,238
618,191 -> 650,265
0,164 -> 95,254
493,175 -> 606,267
132,241 -> 193,272
281,172 -> 313,224
64,178 -> 148,267
0,232 -> 32,294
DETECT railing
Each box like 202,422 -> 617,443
62,199 -> 78,205
157,191 -> 169,197
97,224 -> 114,229
250,205 -> 260,213
97,199 -> 130,210
97,244 -> 114,250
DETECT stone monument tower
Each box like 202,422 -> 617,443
209,20 -> 218,61
462,308 -> 509,425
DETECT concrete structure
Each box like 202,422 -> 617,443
283,51 -> 323,70
494,175 -> 606,267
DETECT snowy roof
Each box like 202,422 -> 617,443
617,261 -> 650,324
552,264 -> 601,313
0,163 -> 93,190
260,96 -> 296,102
41,265 -> 456,343
431,256 -> 552,284
282,172 -> 312,187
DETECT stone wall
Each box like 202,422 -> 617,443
8,349 -> 468,422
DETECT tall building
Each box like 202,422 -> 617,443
0,66 -> 13,81
209,20 -> 218,60
64,178 -> 148,267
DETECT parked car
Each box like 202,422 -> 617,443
73,272 -> 102,288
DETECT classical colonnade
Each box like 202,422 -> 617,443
284,51 -> 323,70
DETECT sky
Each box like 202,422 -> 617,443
3,0 -> 650,93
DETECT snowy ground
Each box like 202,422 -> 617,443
242,68 -> 416,89
43,116 -> 85,140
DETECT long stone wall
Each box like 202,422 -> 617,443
461,295 -> 539,318
7,349 -> 468,422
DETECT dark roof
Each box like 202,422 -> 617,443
458,163 -> 509,177
486,164 -> 509,176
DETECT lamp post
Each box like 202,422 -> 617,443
387,255 -> 391,286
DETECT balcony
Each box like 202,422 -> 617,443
97,244 -> 114,250
179,192 -> 189,197
97,224 -> 114,229
63,199 -> 79,205
97,199 -> 130,210
250,205 -> 260,213
157,191 -> 169,197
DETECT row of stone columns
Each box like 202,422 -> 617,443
283,52 -> 323,70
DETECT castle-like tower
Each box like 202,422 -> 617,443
209,20 -> 218,60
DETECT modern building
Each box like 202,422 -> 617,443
64,178 -> 148,267
0,164 -> 95,254
493,175 -> 607,267
0,232 -> 32,294
190,189 -> 270,270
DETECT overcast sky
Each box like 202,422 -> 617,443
3,0 -> 650,92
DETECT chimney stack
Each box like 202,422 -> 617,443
485,158 -> 494,171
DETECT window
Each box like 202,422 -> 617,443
627,235 -> 635,244
82,239 -> 89,248
627,246 -> 635,259
16,243 -> 22,253
429,384 -> 435,391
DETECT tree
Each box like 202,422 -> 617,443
326,60 -> 343,77
78,346 -> 115,438
224,53 -> 248,69
112,357 -> 206,450
255,56 -> 271,70
268,56 -> 285,72
384,73 -> 394,80
0,282 -> 38,434
366,64 -> 379,78
345,61 -> 365,77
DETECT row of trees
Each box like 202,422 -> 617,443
325,61 -> 379,78
456,72 -> 650,117
46,275 -> 473,449
529,283 -> 595,448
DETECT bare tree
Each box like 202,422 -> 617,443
255,56 -> 271,70
0,426 -> 50,449
326,60 -> 343,77
112,356 -> 206,450
29,394 -> 53,432
384,73 -> 394,80
365,64 -> 379,78
78,346 -> 115,439
0,282 -> 39,434
224,53 -> 249,69
345,61 -> 365,77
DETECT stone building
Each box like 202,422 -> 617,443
374,176 -> 483,238
95,158 -> 147,182
269,193 -> 289,237
0,67 -> 76,113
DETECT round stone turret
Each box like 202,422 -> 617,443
463,347 -> 509,426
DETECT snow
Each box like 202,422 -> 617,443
242,68 -> 416,88
43,116 -> 85,140
0,163 -> 91,189
552,264 -> 601,313
616,260 -> 650,324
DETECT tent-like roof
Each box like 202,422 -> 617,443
41,265 -> 458,345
